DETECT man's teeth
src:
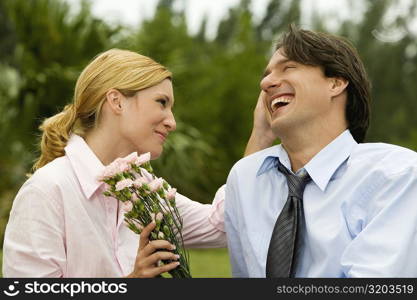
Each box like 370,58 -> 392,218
271,97 -> 293,111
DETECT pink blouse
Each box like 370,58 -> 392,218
3,135 -> 225,277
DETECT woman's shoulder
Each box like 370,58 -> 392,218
20,156 -> 75,200
10,157 -> 73,217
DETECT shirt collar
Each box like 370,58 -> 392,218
257,130 -> 357,192
65,134 -> 105,199
256,145 -> 288,176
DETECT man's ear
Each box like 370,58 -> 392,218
329,77 -> 349,98
105,89 -> 124,115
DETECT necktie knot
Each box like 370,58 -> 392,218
277,160 -> 311,199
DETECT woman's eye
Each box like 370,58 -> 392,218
157,99 -> 167,107
284,65 -> 296,71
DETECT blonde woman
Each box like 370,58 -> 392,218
2,49 -> 275,278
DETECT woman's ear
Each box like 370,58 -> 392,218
105,89 -> 124,115
329,77 -> 349,98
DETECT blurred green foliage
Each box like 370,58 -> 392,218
188,248 -> 231,278
1,0 -> 417,257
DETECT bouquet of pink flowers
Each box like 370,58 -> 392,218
98,152 -> 191,278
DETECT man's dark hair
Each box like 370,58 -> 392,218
275,24 -> 371,143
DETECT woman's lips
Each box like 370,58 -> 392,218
155,131 -> 167,141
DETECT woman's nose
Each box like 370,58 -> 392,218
164,110 -> 176,132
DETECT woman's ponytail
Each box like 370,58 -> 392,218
32,104 -> 77,171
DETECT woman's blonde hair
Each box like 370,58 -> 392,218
32,49 -> 172,171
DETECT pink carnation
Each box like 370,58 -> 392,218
155,212 -> 163,222
99,163 -> 119,180
133,177 -> 147,188
150,212 -> 163,223
128,219 -> 143,231
123,152 -> 138,165
140,168 -> 154,182
149,178 -> 164,192
115,158 -> 131,173
135,152 -> 151,166
122,201 -> 133,212
166,188 -> 177,201
115,179 -> 134,191
99,157 -> 132,180
131,193 -> 139,202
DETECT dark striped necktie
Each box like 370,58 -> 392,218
266,159 -> 311,278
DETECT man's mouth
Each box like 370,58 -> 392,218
270,94 -> 294,113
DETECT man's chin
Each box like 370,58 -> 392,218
271,117 -> 294,137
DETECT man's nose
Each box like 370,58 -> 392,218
260,73 -> 281,92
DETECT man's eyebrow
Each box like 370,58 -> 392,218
261,58 -> 292,79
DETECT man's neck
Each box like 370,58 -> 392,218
281,128 -> 346,172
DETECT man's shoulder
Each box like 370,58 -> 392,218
231,144 -> 281,174
352,142 -> 417,175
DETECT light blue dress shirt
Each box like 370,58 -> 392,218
225,130 -> 417,277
